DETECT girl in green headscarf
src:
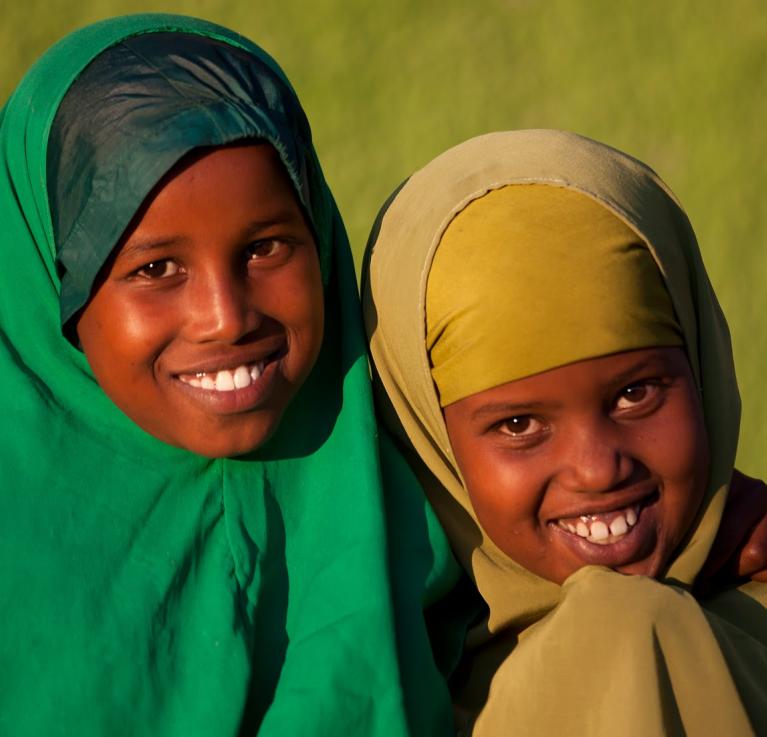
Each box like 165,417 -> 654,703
0,15 -> 458,736
363,129 -> 767,736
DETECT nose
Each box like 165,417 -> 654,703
556,420 -> 634,494
183,269 -> 262,343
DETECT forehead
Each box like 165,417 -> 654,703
102,145 -> 303,267
134,144 -> 302,225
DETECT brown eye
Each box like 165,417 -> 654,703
136,260 -> 180,279
498,415 -> 540,436
621,385 -> 647,402
614,382 -> 660,412
247,239 -> 288,260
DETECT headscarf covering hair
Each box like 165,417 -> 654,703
47,30 -> 327,327
0,15 -> 458,736
427,184 -> 683,406
363,130 -> 767,735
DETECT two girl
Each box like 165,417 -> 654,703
3,14 -> 766,737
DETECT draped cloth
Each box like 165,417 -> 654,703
0,15 -> 459,736
426,183 -> 683,406
363,129 -> 767,735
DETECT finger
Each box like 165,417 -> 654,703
737,516 -> 767,579
699,470 -> 767,581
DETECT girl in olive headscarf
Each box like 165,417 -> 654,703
0,15 -> 459,736
363,129 -> 767,736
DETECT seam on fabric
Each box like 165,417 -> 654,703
220,458 -> 246,593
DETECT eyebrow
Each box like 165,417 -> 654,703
470,400 -> 561,421
116,236 -> 184,262
116,212 -> 306,262
467,352 -> 676,422
242,212 -> 308,234
608,354 -> 671,386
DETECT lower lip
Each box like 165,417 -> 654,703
172,358 -> 281,414
549,495 -> 659,570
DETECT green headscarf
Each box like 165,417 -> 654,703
0,15 -> 458,736
363,130 -> 767,735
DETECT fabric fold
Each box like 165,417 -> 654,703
0,15 -> 457,736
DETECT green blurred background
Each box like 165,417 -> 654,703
3,0 -> 765,474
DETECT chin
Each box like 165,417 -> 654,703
166,419 -> 279,458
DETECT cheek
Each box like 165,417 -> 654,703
656,392 -> 708,484
279,254 -> 325,359
77,291 -> 171,380
640,389 -> 709,533
674,405 -> 710,518
451,438 -> 541,531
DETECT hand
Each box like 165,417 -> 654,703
697,469 -> 767,593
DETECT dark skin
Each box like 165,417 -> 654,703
76,143 -> 324,458
81,153 -> 761,576
700,469 -> 767,592
443,345 -> 766,588
443,348 -> 709,585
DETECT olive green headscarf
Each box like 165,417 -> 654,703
364,130 -> 767,735
0,15 -> 458,736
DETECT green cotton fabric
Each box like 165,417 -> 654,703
0,14 -> 459,737
363,130 -> 767,735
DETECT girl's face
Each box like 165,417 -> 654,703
443,347 -> 709,583
76,144 -> 324,457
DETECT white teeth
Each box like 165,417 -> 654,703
234,365 -> 251,389
558,503 -> 642,545
250,362 -> 264,381
609,515 -> 628,537
180,361 -> 267,391
215,370 -> 235,391
589,521 -> 609,541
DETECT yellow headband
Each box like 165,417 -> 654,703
426,184 -> 683,406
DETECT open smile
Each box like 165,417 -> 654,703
178,359 -> 267,391
172,345 -> 287,413
555,502 -> 641,544
548,491 -> 660,568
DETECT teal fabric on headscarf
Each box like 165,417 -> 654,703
0,14 -> 459,736
48,30 -> 327,326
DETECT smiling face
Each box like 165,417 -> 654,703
443,347 -> 709,584
76,143 -> 324,457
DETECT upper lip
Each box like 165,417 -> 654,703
548,485 -> 658,522
170,338 -> 287,376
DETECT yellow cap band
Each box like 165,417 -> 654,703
426,185 -> 682,406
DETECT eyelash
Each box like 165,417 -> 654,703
247,239 -> 290,261
494,415 -> 549,448
130,239 -> 292,280
612,379 -> 665,416
134,260 -> 181,280
490,379 -> 667,446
